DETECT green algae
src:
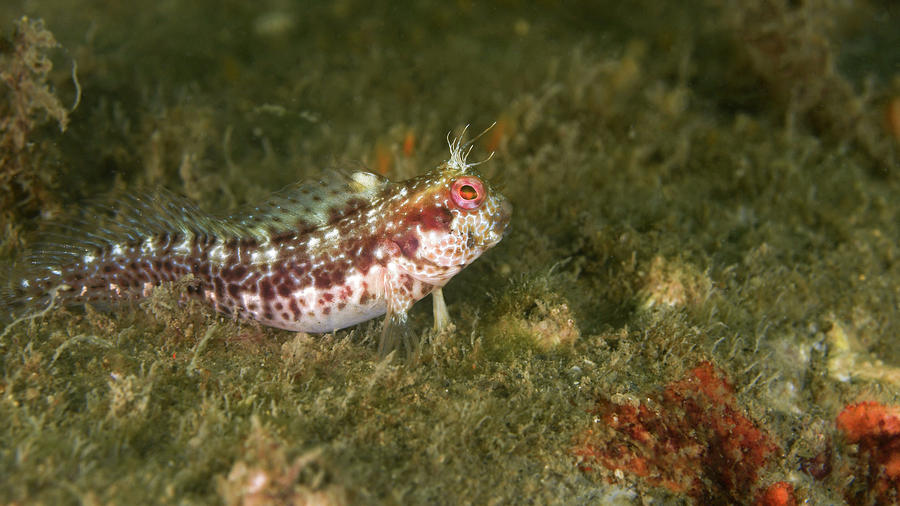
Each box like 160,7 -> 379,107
1,0 -> 899,504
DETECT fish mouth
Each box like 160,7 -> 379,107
467,198 -> 512,250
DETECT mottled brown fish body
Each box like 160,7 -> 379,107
5,134 -> 510,351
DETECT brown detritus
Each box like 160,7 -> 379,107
887,95 -> 900,145
799,441 -> 832,481
520,298 -> 580,350
639,255 -> 712,311
0,16 -> 70,223
217,417 -> 349,506
139,274 -> 212,345
138,104 -> 227,203
482,274 -> 581,357
717,0 -> 898,174
825,314 -> 900,386
105,372 -> 153,421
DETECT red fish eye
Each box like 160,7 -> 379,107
451,177 -> 485,209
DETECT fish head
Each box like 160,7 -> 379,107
388,162 -> 511,286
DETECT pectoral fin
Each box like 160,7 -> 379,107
432,287 -> 450,331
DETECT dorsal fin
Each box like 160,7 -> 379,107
229,170 -> 391,241
8,169 -> 392,284
15,188 -> 232,273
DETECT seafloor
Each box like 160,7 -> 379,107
1,0 -> 899,504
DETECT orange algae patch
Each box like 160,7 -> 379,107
836,401 -> 900,504
887,97 -> 900,144
573,362 -> 786,502
402,129 -> 416,157
837,401 -> 900,441
754,481 -> 796,506
374,141 -> 393,175
484,116 -> 508,153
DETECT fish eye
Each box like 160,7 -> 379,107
451,177 -> 485,209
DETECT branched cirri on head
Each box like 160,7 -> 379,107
2,129 -> 513,354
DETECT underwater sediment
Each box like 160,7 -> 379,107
1,0 -> 899,503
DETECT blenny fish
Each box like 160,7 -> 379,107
3,132 -> 512,353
